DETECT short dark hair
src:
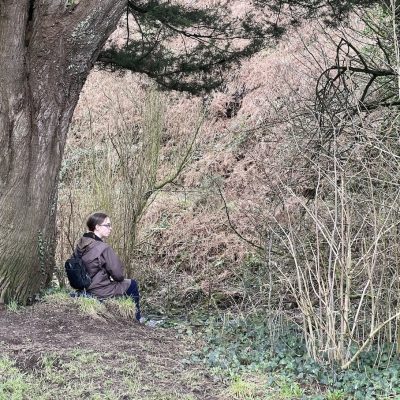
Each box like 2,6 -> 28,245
86,212 -> 108,231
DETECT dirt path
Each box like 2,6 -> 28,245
0,301 -> 227,400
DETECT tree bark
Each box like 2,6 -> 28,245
0,0 -> 125,303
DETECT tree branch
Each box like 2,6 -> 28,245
216,184 -> 264,252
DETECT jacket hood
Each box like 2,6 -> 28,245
76,233 -> 103,254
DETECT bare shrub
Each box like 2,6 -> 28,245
255,5 -> 400,366
57,78 -> 202,281
266,115 -> 400,366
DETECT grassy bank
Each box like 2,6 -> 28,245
2,293 -> 399,400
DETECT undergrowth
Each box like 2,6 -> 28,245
176,312 -> 400,400
4,292 -> 400,399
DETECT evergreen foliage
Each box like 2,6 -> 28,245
194,314 -> 400,399
97,0 -> 381,94
98,1 -> 269,93
255,0 -> 379,23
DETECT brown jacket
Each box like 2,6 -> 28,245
75,235 -> 131,298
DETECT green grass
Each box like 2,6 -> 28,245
0,350 -> 140,400
272,376 -> 304,399
0,357 -> 29,400
106,296 -> 136,320
76,296 -> 106,318
228,376 -> 258,399
41,290 -> 138,321
5,301 -> 21,313
41,290 -> 71,304
325,390 -> 346,400
0,345 -> 219,400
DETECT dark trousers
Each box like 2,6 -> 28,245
126,279 -> 141,320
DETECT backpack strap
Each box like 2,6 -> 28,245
74,248 -> 84,259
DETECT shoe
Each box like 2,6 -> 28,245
145,319 -> 161,328
136,316 -> 161,327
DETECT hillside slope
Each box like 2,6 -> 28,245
58,14 -> 346,312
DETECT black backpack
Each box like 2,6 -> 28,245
65,251 -> 91,290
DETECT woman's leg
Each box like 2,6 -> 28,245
126,279 -> 141,321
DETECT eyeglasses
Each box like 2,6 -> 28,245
99,223 -> 112,228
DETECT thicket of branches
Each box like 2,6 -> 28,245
254,1 -> 400,368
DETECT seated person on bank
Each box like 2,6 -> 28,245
75,212 -> 141,321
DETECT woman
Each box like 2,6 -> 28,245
75,212 -> 141,321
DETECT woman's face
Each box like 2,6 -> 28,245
94,217 -> 112,240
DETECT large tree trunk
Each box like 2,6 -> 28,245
0,0 -> 125,303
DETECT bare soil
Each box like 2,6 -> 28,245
0,301 -> 227,400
